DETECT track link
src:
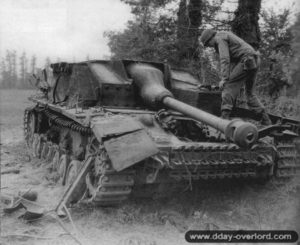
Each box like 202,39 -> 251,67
84,139 -> 136,206
25,107 -> 136,206
92,170 -> 135,206
25,106 -> 294,206
24,106 -> 36,143
276,139 -> 300,178
168,148 -> 273,180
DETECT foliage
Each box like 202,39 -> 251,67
290,13 -> 300,96
19,52 -> 28,88
257,9 -> 295,99
261,9 -> 293,53
0,50 -> 54,89
105,0 -> 298,109
104,0 -> 223,70
231,0 -> 262,49
262,95 -> 300,119
105,0 -> 299,119
1,50 -> 18,88
104,14 -> 178,62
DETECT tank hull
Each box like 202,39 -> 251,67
24,103 -> 287,206
24,59 -> 300,207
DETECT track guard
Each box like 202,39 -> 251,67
91,115 -> 159,171
104,130 -> 159,171
91,115 -> 143,138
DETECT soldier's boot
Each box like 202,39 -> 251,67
221,110 -> 231,120
260,112 -> 272,126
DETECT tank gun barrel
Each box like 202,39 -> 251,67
128,63 -> 258,148
163,96 -> 230,132
163,96 -> 258,148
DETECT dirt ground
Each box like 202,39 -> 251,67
0,89 -> 299,245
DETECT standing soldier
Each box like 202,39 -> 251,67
199,29 -> 272,125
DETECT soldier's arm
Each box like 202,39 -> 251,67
216,39 -> 230,82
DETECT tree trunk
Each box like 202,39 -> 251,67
19,52 -> 27,88
187,0 -> 202,58
177,0 -> 202,61
11,50 -> 17,88
177,0 -> 189,60
31,55 -> 36,74
231,0 -> 261,50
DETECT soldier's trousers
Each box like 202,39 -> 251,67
221,55 -> 265,114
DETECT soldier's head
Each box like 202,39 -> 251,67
199,29 -> 217,48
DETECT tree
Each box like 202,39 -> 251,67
0,59 -> 9,88
11,50 -> 18,87
260,9 -> 293,55
0,50 -> 18,88
105,0 -> 223,70
104,0 -> 178,63
30,55 -> 37,74
231,0 -> 262,49
19,52 -> 27,88
45,57 -> 51,74
5,50 -> 13,88
44,57 -> 52,86
177,0 -> 203,60
258,9 -> 294,98
290,13 -> 300,96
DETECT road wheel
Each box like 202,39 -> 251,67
57,154 -> 70,185
65,160 -> 86,203
45,142 -> 54,163
32,134 -> 39,157
50,146 -> 60,171
35,135 -> 45,159
66,160 -> 81,186
41,141 -> 50,159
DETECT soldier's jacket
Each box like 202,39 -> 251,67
213,31 -> 257,82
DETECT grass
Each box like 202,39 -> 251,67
68,179 -> 300,234
0,89 -> 35,130
1,89 -> 300,245
262,95 -> 300,119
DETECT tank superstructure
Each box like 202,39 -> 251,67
24,60 -> 300,206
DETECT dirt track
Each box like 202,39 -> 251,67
1,90 -> 299,245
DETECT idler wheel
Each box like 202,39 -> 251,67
25,112 -> 36,148
57,154 -> 70,185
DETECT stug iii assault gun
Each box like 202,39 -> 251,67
24,60 -> 300,208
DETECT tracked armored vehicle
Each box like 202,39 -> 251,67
24,60 -> 300,207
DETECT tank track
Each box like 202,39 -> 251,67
24,106 -> 135,206
42,107 -> 92,135
167,145 -> 274,180
84,142 -> 136,206
169,158 -> 272,180
86,168 -> 135,206
275,138 -> 300,178
244,117 -> 300,179
24,106 -> 36,142
24,106 -> 298,206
